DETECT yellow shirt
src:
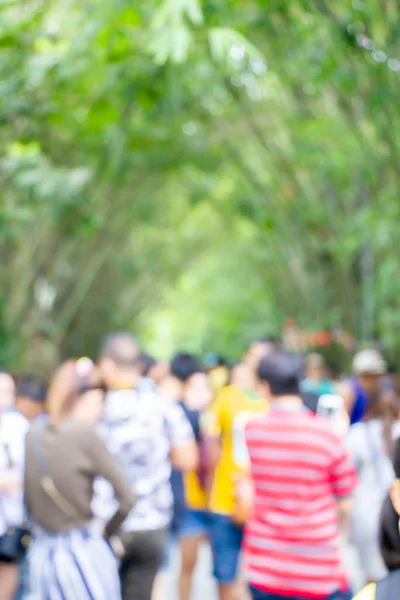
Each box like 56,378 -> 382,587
205,385 -> 268,515
184,412 -> 209,512
184,471 -> 207,511
352,584 -> 375,600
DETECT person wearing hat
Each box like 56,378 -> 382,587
338,349 -> 388,426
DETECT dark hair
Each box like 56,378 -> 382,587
204,354 -> 227,369
99,333 -> 140,368
379,439 -> 400,571
214,356 -> 227,367
257,351 -> 303,396
17,375 -> 47,403
138,354 -> 157,377
170,353 -> 203,383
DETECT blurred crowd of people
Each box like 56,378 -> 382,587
0,334 -> 400,600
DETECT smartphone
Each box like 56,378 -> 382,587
317,394 -> 344,421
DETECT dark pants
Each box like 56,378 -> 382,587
119,529 -> 166,600
249,586 -> 352,600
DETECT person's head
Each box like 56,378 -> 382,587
170,353 -> 203,389
164,353 -> 204,404
148,361 -> 169,385
47,358 -> 107,424
353,349 -> 387,394
245,337 -> 278,374
184,372 -> 213,411
305,353 -> 327,383
16,375 -> 47,422
257,350 -> 304,401
230,362 -> 252,390
379,438 -> 400,571
204,354 -> 229,393
208,365 -> 229,393
98,333 -> 141,388
138,353 -> 157,377
0,370 -> 15,414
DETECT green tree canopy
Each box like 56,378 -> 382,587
1,0 -> 400,369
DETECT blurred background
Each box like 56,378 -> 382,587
1,0 -> 399,372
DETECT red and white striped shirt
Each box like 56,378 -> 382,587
243,405 -> 357,599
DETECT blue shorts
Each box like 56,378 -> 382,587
209,513 -> 243,584
179,509 -> 209,539
159,510 -> 209,573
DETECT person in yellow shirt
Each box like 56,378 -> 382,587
353,438 -> 400,600
205,338 -> 276,600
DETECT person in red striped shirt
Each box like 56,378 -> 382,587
237,350 -> 357,600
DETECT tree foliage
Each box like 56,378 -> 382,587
1,0 -> 400,369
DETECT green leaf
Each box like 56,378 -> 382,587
209,27 -> 265,65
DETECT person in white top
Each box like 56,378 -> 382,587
96,334 -> 198,600
346,391 -> 399,585
0,370 -> 29,599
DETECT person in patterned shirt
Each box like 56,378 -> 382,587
96,333 -> 198,600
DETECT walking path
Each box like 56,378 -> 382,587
166,543 -> 216,600
165,539 -> 363,599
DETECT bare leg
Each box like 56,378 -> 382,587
151,573 -> 166,600
219,583 -> 241,600
219,576 -> 250,600
0,562 -> 18,600
178,535 -> 203,600
238,575 -> 251,600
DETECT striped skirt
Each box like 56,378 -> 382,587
26,527 -> 121,600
